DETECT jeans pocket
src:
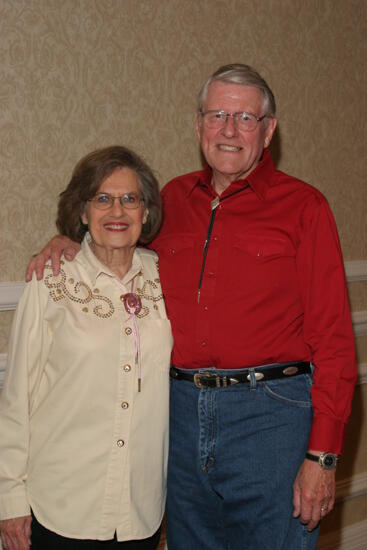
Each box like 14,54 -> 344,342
263,374 -> 313,408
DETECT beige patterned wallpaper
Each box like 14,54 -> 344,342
0,0 -> 366,281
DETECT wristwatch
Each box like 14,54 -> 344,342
305,452 -> 338,470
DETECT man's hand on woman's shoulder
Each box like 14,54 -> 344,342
25,235 -> 81,282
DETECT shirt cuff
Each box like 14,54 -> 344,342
308,415 -> 347,455
0,493 -> 31,521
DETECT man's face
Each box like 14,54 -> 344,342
196,81 -> 277,191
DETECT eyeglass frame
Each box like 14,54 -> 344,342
199,109 -> 268,131
87,192 -> 145,210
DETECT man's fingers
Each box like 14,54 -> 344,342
50,249 -> 61,276
64,246 -> 78,261
24,236 -> 80,282
292,484 -> 301,517
25,257 -> 37,282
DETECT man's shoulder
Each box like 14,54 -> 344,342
162,169 -> 206,198
272,167 -> 328,205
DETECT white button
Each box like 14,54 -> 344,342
121,402 -> 129,410
123,364 -> 131,372
117,439 -> 125,447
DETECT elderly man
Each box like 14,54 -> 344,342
24,64 -> 356,549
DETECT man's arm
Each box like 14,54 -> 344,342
25,236 -> 81,281
292,196 -> 356,530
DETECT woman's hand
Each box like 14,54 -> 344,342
0,516 -> 32,550
25,235 -> 81,282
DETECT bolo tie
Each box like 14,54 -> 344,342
113,278 -> 143,391
197,184 -> 249,303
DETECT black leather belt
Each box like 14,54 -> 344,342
169,361 -> 311,389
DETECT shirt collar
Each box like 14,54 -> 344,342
78,233 -> 144,287
187,149 -> 275,201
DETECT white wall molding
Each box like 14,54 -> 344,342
0,353 -> 6,387
0,260 -> 366,312
0,282 -> 25,311
336,471 -> 367,503
318,519 -> 367,550
345,260 -> 367,283
358,362 -> 367,385
352,311 -> 367,337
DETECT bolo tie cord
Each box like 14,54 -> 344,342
197,185 -> 249,303
113,278 -> 143,392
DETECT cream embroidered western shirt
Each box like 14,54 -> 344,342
0,236 -> 173,541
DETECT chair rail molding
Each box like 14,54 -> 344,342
344,260 -> 367,283
0,282 -> 25,311
0,260 -> 366,312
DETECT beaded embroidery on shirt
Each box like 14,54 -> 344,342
136,278 -> 163,318
44,262 -> 115,319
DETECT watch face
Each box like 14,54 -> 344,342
321,453 -> 337,469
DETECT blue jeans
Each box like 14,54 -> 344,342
166,367 -> 320,550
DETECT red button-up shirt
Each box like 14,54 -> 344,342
151,150 -> 357,454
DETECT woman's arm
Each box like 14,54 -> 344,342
0,516 -> 32,550
0,278 -> 49,525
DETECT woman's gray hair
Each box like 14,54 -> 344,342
57,145 -> 162,245
198,63 -> 276,117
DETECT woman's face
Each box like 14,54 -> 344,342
81,167 -> 147,254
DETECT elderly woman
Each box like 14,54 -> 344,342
0,146 -> 172,550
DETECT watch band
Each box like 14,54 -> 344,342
305,452 -> 338,470
305,452 -> 321,463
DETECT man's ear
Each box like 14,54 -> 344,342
264,117 -> 277,149
195,112 -> 202,144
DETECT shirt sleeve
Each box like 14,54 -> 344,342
296,195 -> 357,454
0,276 -> 49,520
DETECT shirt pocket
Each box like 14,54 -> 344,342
230,234 -> 296,290
153,233 -> 195,291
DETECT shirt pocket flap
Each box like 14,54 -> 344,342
154,233 -> 195,256
234,234 -> 295,261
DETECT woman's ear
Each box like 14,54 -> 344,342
81,209 -> 88,226
143,209 -> 149,224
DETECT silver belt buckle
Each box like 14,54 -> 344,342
194,371 -> 222,388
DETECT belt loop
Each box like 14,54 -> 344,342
248,368 -> 257,391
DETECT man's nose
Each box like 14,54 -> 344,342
221,114 -> 237,137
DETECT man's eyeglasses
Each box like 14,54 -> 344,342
88,192 -> 144,210
199,109 -> 267,131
